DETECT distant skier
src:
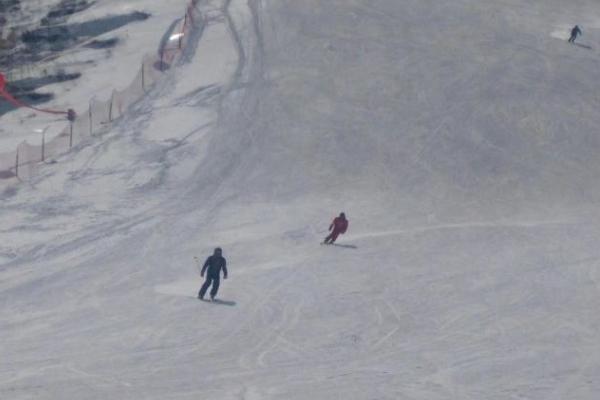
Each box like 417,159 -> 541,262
568,25 -> 582,43
322,212 -> 349,244
198,247 -> 228,301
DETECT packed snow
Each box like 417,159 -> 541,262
2,0 -> 600,399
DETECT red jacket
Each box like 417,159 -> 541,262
330,217 -> 348,234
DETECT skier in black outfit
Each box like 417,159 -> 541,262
568,25 -> 582,43
198,247 -> 228,300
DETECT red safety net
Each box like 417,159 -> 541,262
0,71 -> 68,115
0,0 -> 202,181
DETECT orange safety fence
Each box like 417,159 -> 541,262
0,0 -> 202,182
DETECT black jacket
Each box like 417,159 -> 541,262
202,255 -> 227,278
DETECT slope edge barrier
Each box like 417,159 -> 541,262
0,0 -> 202,182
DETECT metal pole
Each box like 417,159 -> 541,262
141,61 -> 145,91
109,93 -> 113,122
41,130 -> 45,162
179,14 -> 187,49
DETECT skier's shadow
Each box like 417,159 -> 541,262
575,43 -> 592,50
201,299 -> 236,306
330,243 -> 358,249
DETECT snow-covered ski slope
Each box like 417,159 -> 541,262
2,0 -> 600,399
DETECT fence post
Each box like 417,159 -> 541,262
89,101 -> 93,136
141,60 -> 145,91
109,92 -> 114,122
41,130 -> 45,162
67,108 -> 77,148
179,13 -> 187,49
187,5 -> 194,26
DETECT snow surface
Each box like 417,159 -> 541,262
2,0 -> 600,399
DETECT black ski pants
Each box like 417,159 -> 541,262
199,274 -> 220,299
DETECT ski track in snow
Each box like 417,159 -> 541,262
345,218 -> 577,242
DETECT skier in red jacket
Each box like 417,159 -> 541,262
323,212 -> 349,244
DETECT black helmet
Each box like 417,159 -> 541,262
340,212 -> 346,218
214,247 -> 222,255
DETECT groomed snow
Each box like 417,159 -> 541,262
2,0 -> 600,399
